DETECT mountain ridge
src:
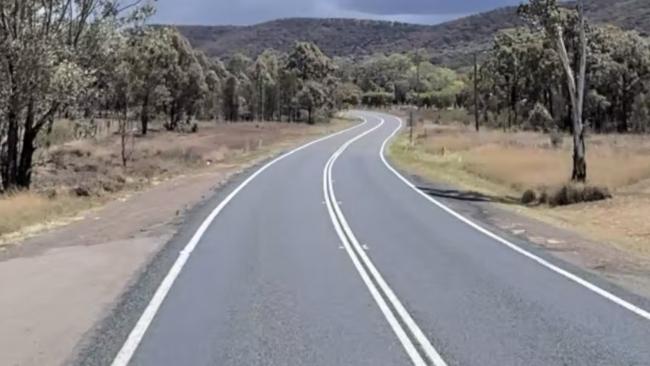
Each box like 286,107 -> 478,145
173,0 -> 649,67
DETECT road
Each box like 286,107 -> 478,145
111,111 -> 650,366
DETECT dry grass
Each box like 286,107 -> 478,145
389,120 -> 650,257
0,192 -> 94,240
411,124 -> 650,192
1,119 -> 351,244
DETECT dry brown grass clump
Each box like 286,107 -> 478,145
0,192 -> 92,238
522,185 -> 612,206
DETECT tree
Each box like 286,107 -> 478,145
164,33 -> 208,130
589,26 -> 650,132
286,42 -> 337,123
222,75 -> 240,122
410,49 -> 428,94
286,42 -> 335,82
123,27 -> 177,135
0,0 -> 152,190
520,0 -> 589,182
297,81 -> 327,124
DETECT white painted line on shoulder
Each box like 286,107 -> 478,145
375,112 -> 650,322
110,119 -> 368,366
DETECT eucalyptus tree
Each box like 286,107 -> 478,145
123,27 -> 177,135
222,75 -> 240,122
520,0 -> 589,182
0,0 -> 152,190
589,26 -> 650,132
164,32 -> 208,130
286,42 -> 337,123
250,50 -> 281,121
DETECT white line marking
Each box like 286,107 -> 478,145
323,118 -> 447,366
110,120 -> 368,366
373,112 -> 650,322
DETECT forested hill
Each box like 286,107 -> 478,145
175,0 -> 649,68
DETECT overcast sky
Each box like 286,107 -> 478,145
153,0 -> 525,26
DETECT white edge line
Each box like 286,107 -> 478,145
376,112 -> 650,322
325,117 -> 447,366
110,119 -> 369,366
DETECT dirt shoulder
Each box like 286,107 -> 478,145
388,119 -> 650,300
0,120 -> 352,366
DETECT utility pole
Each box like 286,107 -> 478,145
474,52 -> 480,132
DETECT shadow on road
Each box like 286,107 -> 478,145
417,187 -> 520,205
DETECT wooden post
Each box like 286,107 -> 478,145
409,109 -> 414,146
474,52 -> 480,132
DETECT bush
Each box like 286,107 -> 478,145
362,92 -> 394,107
521,189 -> 537,205
547,184 -> 612,207
525,103 -> 554,132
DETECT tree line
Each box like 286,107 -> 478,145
333,51 -> 466,110
468,0 -> 649,182
2,0 -> 648,191
473,1 -> 650,135
0,1 -> 342,191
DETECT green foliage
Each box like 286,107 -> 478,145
335,83 -> 363,108
362,92 -> 394,107
474,13 -> 650,133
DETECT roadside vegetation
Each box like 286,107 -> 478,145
383,0 -> 650,256
0,118 -> 348,243
0,1 -> 353,241
1,0 -> 649,250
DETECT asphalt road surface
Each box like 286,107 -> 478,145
110,111 -> 650,366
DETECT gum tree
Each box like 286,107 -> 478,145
0,0 -> 152,190
520,0 -> 589,182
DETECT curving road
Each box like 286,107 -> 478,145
109,111 -> 650,366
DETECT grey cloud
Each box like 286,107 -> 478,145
152,0 -> 525,25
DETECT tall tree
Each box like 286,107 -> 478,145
0,0 -> 152,190
123,27 -> 177,135
520,0 -> 589,182
286,42 -> 337,123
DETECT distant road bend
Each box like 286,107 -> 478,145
111,111 -> 650,366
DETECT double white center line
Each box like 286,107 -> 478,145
322,118 -> 447,366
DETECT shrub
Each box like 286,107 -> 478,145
548,184 -> 612,207
525,103 -> 554,132
362,92 -> 394,107
521,189 -> 537,205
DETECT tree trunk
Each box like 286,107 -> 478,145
572,129 -> 587,181
2,101 -> 20,191
556,0 -> 588,183
16,100 -> 37,188
121,103 -> 129,168
474,53 -> 480,132
141,93 -> 150,136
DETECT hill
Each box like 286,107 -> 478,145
175,0 -> 650,68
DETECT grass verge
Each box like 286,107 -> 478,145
0,119 -> 352,247
388,120 -> 650,257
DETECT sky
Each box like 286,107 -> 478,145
152,0 -> 525,26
